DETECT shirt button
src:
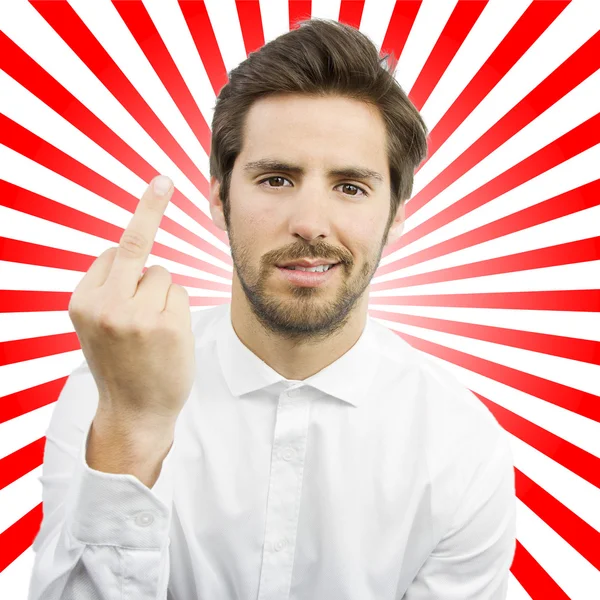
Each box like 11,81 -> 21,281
287,387 -> 302,397
274,538 -> 287,551
135,512 -> 155,527
281,447 -> 295,461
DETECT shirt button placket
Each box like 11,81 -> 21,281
257,385 -> 311,600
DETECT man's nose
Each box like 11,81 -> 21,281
286,182 -> 332,241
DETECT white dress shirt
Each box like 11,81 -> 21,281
29,302 -> 516,600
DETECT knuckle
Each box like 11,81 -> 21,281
96,305 -> 126,333
119,230 -> 148,257
68,295 -> 91,323
145,264 -> 172,281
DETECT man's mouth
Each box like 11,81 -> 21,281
281,264 -> 337,272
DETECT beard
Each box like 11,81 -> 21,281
226,215 -> 390,344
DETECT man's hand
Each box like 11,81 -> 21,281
68,175 -> 195,434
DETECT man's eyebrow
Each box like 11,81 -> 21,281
242,159 -> 385,185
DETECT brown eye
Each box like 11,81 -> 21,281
336,183 -> 367,197
260,176 -> 292,188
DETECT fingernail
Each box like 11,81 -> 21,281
153,175 -> 173,196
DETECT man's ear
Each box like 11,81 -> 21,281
385,201 -> 405,247
209,176 -> 227,232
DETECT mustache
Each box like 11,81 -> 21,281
271,245 -> 347,265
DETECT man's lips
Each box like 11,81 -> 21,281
276,260 -> 340,268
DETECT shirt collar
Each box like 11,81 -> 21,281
216,303 -> 378,407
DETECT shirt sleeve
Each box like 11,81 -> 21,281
27,359 -> 177,600
403,430 -> 517,600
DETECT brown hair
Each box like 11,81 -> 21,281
209,18 -> 428,230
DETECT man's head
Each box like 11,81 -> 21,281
208,19 -> 428,341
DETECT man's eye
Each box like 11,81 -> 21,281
259,176 -> 292,188
336,183 -> 367,197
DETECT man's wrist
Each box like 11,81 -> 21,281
86,410 -> 175,488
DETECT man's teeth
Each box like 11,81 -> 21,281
285,264 -> 335,272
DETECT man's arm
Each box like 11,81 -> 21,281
28,360 -> 176,600
403,432 -> 517,599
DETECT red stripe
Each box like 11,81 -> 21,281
375,236 -> 600,297
393,331 -> 600,423
376,177 -> 600,280
380,1 -> 422,64
0,332 -> 79,368
422,1 -> 569,167
0,291 -> 72,314
382,113 -> 600,261
338,0 -> 365,29
31,2 -> 211,197
368,290 -> 600,312
289,0 -> 311,30
0,289 -> 230,318
113,2 -> 212,153
0,176 -> 231,276
0,503 -> 43,573
409,1 -> 487,109
369,308 -> 600,366
413,30 -> 600,214
0,438 -> 46,492
0,235 -> 231,298
178,0 -> 229,96
511,540 -> 570,599
480,396 -> 600,492
515,468 -> 600,574
0,377 -> 67,425
0,234 -> 231,293
236,0 -> 265,56
0,119 -> 232,274
0,33 -> 228,250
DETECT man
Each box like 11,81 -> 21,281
29,18 -> 516,600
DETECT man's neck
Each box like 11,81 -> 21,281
229,291 -> 368,381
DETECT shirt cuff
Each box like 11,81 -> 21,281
64,418 -> 176,549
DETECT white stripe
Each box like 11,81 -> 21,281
0,146 -> 232,280
259,0 -> 289,44
380,184 -> 600,288
0,547 -> 35,600
0,0 -> 226,243
310,0 -> 341,22
371,304 -> 600,344
395,0 -> 458,94
419,0 -> 530,131
67,0 -> 208,180
507,575 -> 534,600
370,259 -> 600,297
142,0 -> 217,130
359,0 -> 396,52
374,316 -> 600,397
516,498 -> 600,599
0,467 -> 43,536
204,0 -> 248,73
412,67 -> 600,236
0,77 -> 230,258
0,350 -> 85,458
416,0 -> 600,194
0,403 -> 55,463
0,312 -> 74,345
408,354 -> 599,462
511,431 -> 600,534
382,133 -> 600,271
0,349 -> 84,417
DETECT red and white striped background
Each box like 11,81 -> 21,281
1,1 -> 599,598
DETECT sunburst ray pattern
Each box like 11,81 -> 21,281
0,1 -> 599,598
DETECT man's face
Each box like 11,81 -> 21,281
210,93 -> 404,341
